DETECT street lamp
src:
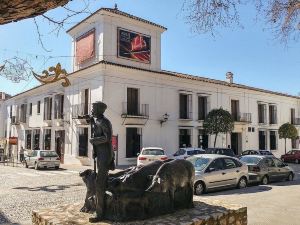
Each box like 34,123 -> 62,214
160,113 -> 169,126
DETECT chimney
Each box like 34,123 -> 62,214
226,72 -> 233,84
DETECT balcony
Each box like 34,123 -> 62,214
72,103 -> 91,125
11,116 -> 20,125
179,111 -> 193,120
233,113 -> 252,124
292,118 -> 300,126
121,102 -> 149,125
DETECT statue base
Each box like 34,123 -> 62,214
32,198 -> 247,225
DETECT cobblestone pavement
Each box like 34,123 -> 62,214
1,163 -> 300,225
0,164 -> 88,225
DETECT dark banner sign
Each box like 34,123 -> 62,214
118,28 -> 151,63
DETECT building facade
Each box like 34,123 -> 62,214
3,8 -> 300,165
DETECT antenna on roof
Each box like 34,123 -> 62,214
114,3 -> 118,10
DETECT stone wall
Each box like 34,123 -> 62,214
32,198 -> 247,225
0,0 -> 69,25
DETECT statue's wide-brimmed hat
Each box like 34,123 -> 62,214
92,101 -> 107,110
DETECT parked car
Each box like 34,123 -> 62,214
281,150 -> 300,164
206,148 -> 236,157
239,155 -> 294,185
241,150 -> 274,156
137,147 -> 168,166
187,154 -> 248,195
173,148 -> 205,159
24,150 -> 60,170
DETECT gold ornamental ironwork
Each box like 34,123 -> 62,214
32,63 -> 71,87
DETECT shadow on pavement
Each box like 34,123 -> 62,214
12,183 -> 83,193
0,210 -> 21,225
269,178 -> 300,187
203,185 -> 272,196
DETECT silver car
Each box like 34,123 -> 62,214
187,154 -> 248,195
24,150 -> 60,170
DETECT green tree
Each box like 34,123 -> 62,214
203,108 -> 234,147
279,123 -> 298,154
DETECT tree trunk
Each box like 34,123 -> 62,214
285,138 -> 287,154
214,133 -> 218,147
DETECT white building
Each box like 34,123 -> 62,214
3,7 -> 300,165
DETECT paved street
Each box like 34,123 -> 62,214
0,165 -> 87,225
1,164 -> 300,225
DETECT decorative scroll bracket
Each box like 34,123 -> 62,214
32,63 -> 71,87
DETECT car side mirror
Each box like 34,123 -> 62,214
206,167 -> 215,173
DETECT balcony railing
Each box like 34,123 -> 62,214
233,112 -> 252,123
179,111 -> 193,120
72,103 -> 91,118
292,118 -> 300,126
11,116 -> 20,125
122,102 -> 149,118
54,111 -> 64,120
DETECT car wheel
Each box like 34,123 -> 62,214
34,162 -> 39,170
261,175 -> 269,185
194,181 -> 205,195
295,159 -> 299,164
55,166 -> 59,170
287,173 -> 294,181
237,177 -> 247,189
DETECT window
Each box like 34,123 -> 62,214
258,104 -> 266,123
44,97 -> 52,120
292,138 -> 298,149
37,101 -> 41,114
44,129 -> 51,150
223,158 -> 237,169
9,105 -> 12,118
83,89 -> 89,115
179,129 -> 192,148
270,130 -> 277,150
259,130 -> 266,150
206,158 -> 224,172
33,129 -> 40,150
127,88 -> 139,115
20,104 -> 27,123
25,130 -> 32,149
263,158 -> 275,167
291,108 -> 295,124
54,94 -> 64,119
29,103 -> 32,116
231,100 -> 239,121
269,105 -> 277,124
198,96 -> 207,120
179,93 -> 192,119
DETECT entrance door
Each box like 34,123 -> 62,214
79,128 -> 88,157
126,128 -> 141,158
55,130 -> 65,163
231,133 -> 241,155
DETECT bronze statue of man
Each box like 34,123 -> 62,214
89,101 -> 115,223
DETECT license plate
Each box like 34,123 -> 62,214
48,163 -> 55,167
149,159 -> 155,161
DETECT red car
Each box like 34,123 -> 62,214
281,150 -> 300,164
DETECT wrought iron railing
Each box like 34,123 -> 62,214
122,102 -> 149,117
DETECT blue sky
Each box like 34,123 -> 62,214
0,0 -> 299,96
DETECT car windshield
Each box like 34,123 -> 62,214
260,151 -> 272,155
188,157 -> 210,171
240,156 -> 261,164
40,151 -> 58,157
142,149 -> 164,155
187,150 -> 202,155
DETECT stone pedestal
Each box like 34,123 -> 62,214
32,198 -> 247,225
